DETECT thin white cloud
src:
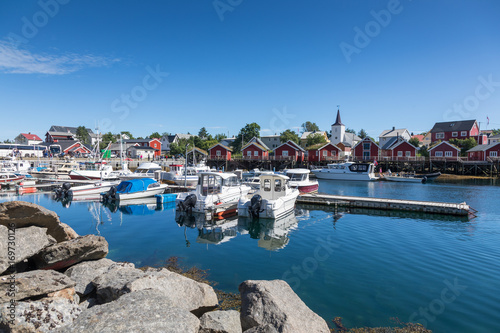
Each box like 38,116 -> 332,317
0,40 -> 119,75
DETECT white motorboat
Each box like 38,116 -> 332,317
29,161 -> 80,179
69,162 -> 116,181
238,173 -> 299,219
0,172 -> 25,185
119,162 -> 162,180
242,169 -> 275,190
54,180 -> 121,199
101,178 -> 167,201
383,171 -> 429,183
161,164 -> 198,186
311,162 -> 378,181
285,168 -> 319,193
176,172 -> 251,214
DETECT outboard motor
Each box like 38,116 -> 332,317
102,186 -> 117,202
248,194 -> 263,219
178,194 -> 197,213
54,182 -> 72,199
421,176 -> 427,184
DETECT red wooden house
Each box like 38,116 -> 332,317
430,120 -> 487,145
307,143 -> 342,162
274,140 -> 305,162
352,138 -> 379,161
242,137 -> 269,160
428,141 -> 460,160
467,143 -> 500,161
209,143 -> 232,160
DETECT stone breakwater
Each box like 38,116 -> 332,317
0,201 -> 330,333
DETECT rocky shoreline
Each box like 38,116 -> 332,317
0,201 -> 331,332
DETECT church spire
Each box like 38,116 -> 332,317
333,109 -> 343,126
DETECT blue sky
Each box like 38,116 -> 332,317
1,0 -> 499,141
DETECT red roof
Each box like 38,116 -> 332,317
21,133 -> 42,141
411,135 -> 424,142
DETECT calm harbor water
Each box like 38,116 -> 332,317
1,178 -> 499,333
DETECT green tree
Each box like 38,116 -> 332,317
345,128 -> 356,134
198,127 -> 209,139
215,133 -> 227,142
409,137 -> 421,147
280,129 -> 300,145
100,132 -> 117,149
231,123 -> 261,152
491,128 -> 500,136
357,129 -> 368,139
306,133 -> 328,147
76,126 -> 90,145
149,132 -> 161,139
301,121 -> 319,133
449,138 -> 477,156
419,145 -> 429,157
120,131 -> 134,139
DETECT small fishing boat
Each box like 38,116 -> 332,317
0,172 -> 25,185
176,172 -> 251,214
382,171 -> 436,183
311,162 -> 378,181
68,162 -> 116,181
285,168 -> 319,193
119,162 -> 162,180
238,173 -> 299,219
54,180 -> 121,199
29,161 -> 80,179
101,178 -> 167,201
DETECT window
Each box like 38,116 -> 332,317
263,179 -> 271,191
436,133 -> 445,139
315,151 -> 318,156
216,150 -> 221,156
363,143 -> 370,150
397,151 -> 403,157
275,179 -> 282,192
452,132 -> 458,137
490,151 -> 498,157
331,150 -> 336,156
282,150 -> 289,157
406,151 -> 411,157
254,151 -> 258,156
435,151 -> 443,157
461,131 -> 467,137
247,151 -> 251,156
445,151 -> 453,157
323,150 -> 328,156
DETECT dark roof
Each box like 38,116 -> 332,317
381,137 -> 399,150
128,146 -> 158,151
430,120 -> 476,133
49,126 -> 93,135
467,142 -> 500,152
332,109 -> 343,126
124,139 -> 158,144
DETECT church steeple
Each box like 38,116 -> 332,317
332,109 -> 343,126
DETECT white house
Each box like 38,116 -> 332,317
378,127 -> 411,147
15,133 -> 43,145
260,135 -> 281,150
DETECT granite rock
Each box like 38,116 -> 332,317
200,310 -> 242,333
64,258 -> 114,295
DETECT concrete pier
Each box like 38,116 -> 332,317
296,193 -> 472,217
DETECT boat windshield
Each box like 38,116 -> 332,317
287,173 -> 306,181
200,174 -> 222,196
224,176 -> 241,187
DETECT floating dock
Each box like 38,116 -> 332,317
296,193 -> 473,217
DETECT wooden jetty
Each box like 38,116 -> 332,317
296,193 -> 473,217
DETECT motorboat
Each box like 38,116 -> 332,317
119,162 -> 162,180
101,178 -> 167,201
54,180 -> 121,199
238,173 -> 299,219
176,172 -> 251,214
284,168 -> 319,193
311,162 -> 378,181
161,164 -> 198,187
242,169 -> 275,190
0,172 -> 25,185
382,171 -> 440,183
29,161 -> 80,179
69,162 -> 116,181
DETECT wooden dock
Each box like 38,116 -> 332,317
296,193 -> 473,217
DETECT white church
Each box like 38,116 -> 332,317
330,109 -> 361,155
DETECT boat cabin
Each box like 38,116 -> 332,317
285,169 -> 310,182
197,172 -> 241,196
259,174 -> 290,201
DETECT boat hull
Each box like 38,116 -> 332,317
311,170 -> 378,181
384,176 -> 424,183
116,185 -> 167,200
238,191 -> 299,219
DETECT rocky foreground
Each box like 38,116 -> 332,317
0,201 -> 331,333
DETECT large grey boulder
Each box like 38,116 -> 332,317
239,280 -> 330,333
0,296 -> 81,333
0,270 -> 75,303
0,201 -> 78,242
243,325 -> 279,333
0,226 -> 56,275
93,266 -> 218,313
58,289 -> 200,333
0,226 -> 10,276
200,310 -> 242,333
34,235 -> 108,270
64,258 -> 115,295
